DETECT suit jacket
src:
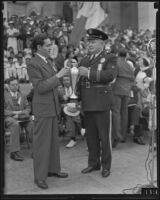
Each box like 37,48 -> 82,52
4,90 -> 31,117
112,57 -> 135,97
27,54 -> 61,117
79,51 -> 118,111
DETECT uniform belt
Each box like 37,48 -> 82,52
81,82 -> 111,89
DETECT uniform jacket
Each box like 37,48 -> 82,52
4,90 -> 31,117
27,54 -> 61,117
79,50 -> 118,111
112,57 -> 135,97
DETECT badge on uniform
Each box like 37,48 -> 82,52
100,58 -> 105,63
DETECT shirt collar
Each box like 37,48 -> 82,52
36,53 -> 47,63
10,91 -> 18,98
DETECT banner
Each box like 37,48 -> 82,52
69,2 -> 108,47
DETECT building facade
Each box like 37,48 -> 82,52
3,1 -> 156,31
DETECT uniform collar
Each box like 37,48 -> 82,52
95,50 -> 103,58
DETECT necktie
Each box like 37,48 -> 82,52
46,57 -> 57,72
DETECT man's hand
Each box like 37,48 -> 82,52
79,66 -> 89,77
56,67 -> 70,78
63,95 -> 69,101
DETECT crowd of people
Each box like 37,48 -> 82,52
3,13 -> 155,82
4,13 -> 156,154
3,11 -> 157,190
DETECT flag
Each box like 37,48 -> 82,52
69,2 -> 108,47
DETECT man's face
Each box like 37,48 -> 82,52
25,58 -> 31,65
38,38 -> 52,57
137,57 -> 143,66
9,80 -> 19,93
9,23 -> 14,29
87,39 -> 104,54
8,58 -> 13,64
61,47 -> 67,54
18,57 -> 23,64
63,77 -> 71,88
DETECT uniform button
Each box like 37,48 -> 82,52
105,91 -> 108,93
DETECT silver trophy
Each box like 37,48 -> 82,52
70,63 -> 79,99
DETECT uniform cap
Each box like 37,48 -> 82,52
87,28 -> 108,41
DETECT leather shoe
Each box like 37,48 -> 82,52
10,152 -> 24,161
34,180 -> 48,189
102,169 -> 110,178
81,166 -> 100,174
133,137 -> 145,145
48,172 -> 68,178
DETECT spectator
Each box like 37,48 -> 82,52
55,45 -> 68,71
7,57 -> 16,78
6,21 -> 19,55
112,48 -> 135,147
64,51 -> 77,68
58,76 -> 82,148
128,84 -> 146,145
4,77 -> 34,161
49,38 -> 59,60
15,55 -> 25,81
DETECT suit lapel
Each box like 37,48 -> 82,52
35,54 -> 54,74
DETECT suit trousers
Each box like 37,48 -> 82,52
112,95 -> 129,141
84,111 -> 112,170
33,116 -> 61,181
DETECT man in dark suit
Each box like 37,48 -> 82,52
79,28 -> 118,178
27,34 -> 70,189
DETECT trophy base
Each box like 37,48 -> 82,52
70,94 -> 78,99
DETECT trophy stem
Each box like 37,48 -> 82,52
70,93 -> 78,99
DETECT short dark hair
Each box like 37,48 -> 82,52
118,48 -> 128,57
8,77 -> 19,84
31,33 -> 48,53
143,57 -> 149,67
59,45 -> 67,53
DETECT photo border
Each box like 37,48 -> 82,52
0,1 -> 159,200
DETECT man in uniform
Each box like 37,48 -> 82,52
79,28 -> 118,177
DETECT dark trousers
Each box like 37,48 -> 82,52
128,105 -> 142,137
33,116 -> 61,181
65,115 -> 81,139
84,111 -> 112,170
112,95 -> 129,141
